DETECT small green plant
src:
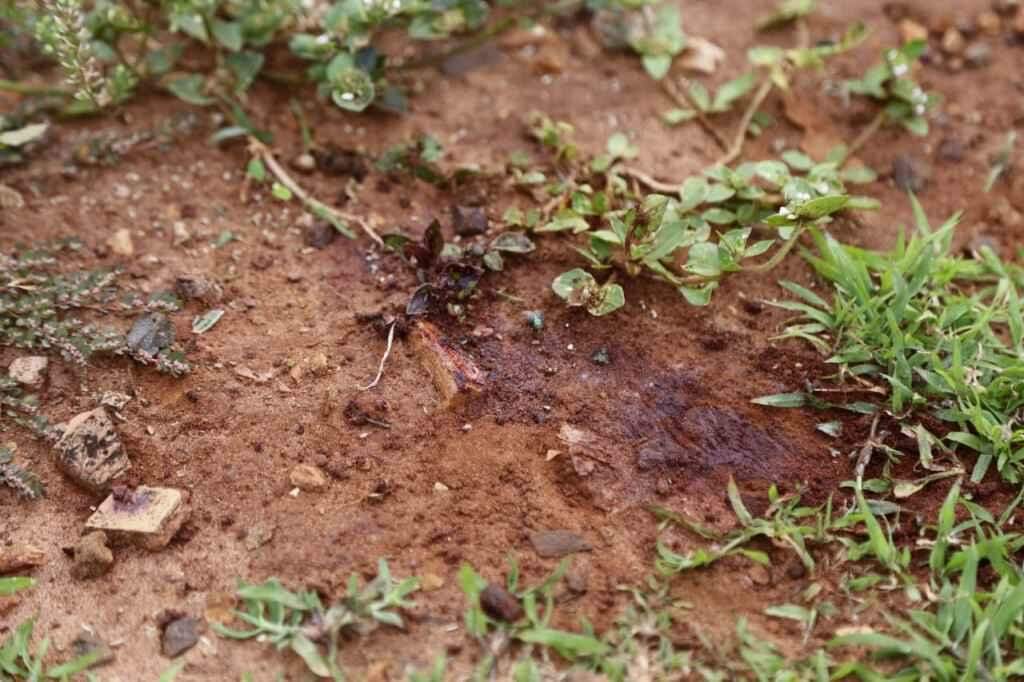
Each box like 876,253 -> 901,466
845,40 -> 939,141
213,561 -> 419,680
756,0 -> 817,31
655,478 -> 830,576
533,126 -> 877,312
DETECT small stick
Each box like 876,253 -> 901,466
358,322 -> 397,391
248,139 -> 384,247
661,77 -> 729,152
614,164 -> 683,194
713,79 -> 774,168
846,110 -> 886,161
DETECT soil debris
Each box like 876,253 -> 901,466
529,530 -> 592,559
71,630 -> 115,667
71,531 -> 114,580
410,320 -> 485,407
0,544 -> 46,574
106,229 -> 134,257
174,275 -> 223,304
55,408 -> 131,493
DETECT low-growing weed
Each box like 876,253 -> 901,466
212,560 -> 419,680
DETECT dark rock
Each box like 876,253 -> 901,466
313,147 -> 367,181
161,616 -> 201,658
305,220 -> 338,249
55,408 -> 130,492
529,530 -> 592,559
126,313 -> 174,356
71,531 -> 114,580
480,583 -> 523,622
937,137 -> 965,162
591,348 -> 611,365
892,154 -> 931,193
450,205 -> 489,236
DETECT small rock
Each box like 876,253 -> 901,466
314,147 -> 368,180
530,44 -> 567,75
529,530 -> 592,559
307,352 -> 329,376
747,564 -> 772,587
85,486 -> 190,550
480,583 -> 523,622
977,10 -> 1001,33
55,408 -> 130,493
569,26 -> 603,60
8,356 -> 48,387
450,205 -> 489,236
289,464 -> 327,492
172,221 -> 191,246
0,544 -> 46,573
421,573 -> 445,591
898,18 -> 928,43
126,312 -> 175,357
524,310 -> 544,331
161,616 -> 201,658
590,348 -> 610,366
964,41 -> 992,67
286,271 -> 303,283
71,531 -> 114,580
174,275 -> 223,305
106,229 -> 134,257
291,152 -> 316,174
71,630 -> 115,666
941,27 -> 966,54
892,154 -> 931,193
936,137 -> 965,162
305,220 -> 338,249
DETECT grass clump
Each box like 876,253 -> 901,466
771,199 -> 1024,484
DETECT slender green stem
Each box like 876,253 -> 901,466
846,109 -> 887,162
0,80 -> 70,97
714,78 -> 773,168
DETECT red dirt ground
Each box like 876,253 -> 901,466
2,0 -> 1023,678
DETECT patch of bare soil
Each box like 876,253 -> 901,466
2,0 -> 1023,678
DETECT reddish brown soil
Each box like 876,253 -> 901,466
2,0 -> 1023,678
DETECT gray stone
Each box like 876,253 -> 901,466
126,313 -> 175,356
529,530 -> 592,559
450,205 -> 489,236
304,220 -> 338,249
8,356 -> 48,387
161,616 -> 200,658
55,408 -> 130,492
